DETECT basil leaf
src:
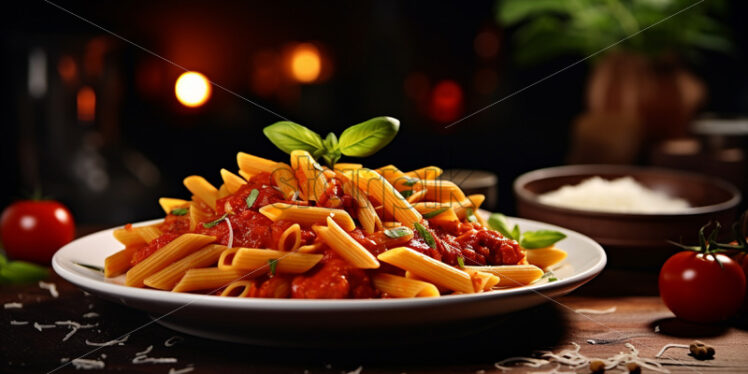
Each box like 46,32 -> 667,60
268,259 -> 278,276
74,262 -> 105,273
384,227 -> 413,239
246,189 -> 260,209
402,177 -> 419,187
466,208 -> 478,223
322,151 -> 341,167
323,132 -> 338,151
422,207 -> 448,219
0,253 -> 7,267
520,230 -> 567,249
457,257 -> 465,269
263,121 -> 324,155
414,222 -> 436,249
542,270 -> 558,282
488,213 -> 514,239
170,208 -> 188,216
0,261 -> 49,284
203,213 -> 229,228
400,190 -> 414,199
338,117 -> 400,157
511,224 -> 521,243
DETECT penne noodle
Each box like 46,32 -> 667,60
237,152 -> 277,174
277,223 -> 302,252
419,179 -> 467,203
297,241 -> 324,254
465,265 -> 545,287
350,168 -> 422,228
382,221 -> 401,229
220,280 -> 257,297
104,245 -> 142,278
158,198 -> 189,215
217,184 -> 231,199
172,268 -> 252,293
259,202 -> 356,232
334,163 -> 362,172
225,248 -> 323,274
183,175 -> 219,211
125,233 -> 216,287
404,166 -> 443,181
270,162 -> 299,200
464,269 -> 501,292
405,188 -> 428,204
136,226 -> 162,244
113,224 -> 161,246
377,247 -> 473,293
290,150 -> 327,201
238,169 -> 254,181
525,247 -> 568,270
373,273 -> 440,298
337,171 -> 382,234
220,168 -> 247,194
189,202 -> 212,231
143,244 -> 227,290
316,217 -> 380,269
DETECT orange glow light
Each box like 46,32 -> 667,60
77,86 -> 96,122
175,71 -> 211,107
290,44 -> 321,83
429,80 -> 463,123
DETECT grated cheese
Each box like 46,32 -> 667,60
169,366 -> 195,374
538,176 -> 690,214
164,336 -> 184,347
34,322 -> 56,331
71,358 -> 105,370
574,306 -> 617,314
39,281 -> 59,298
346,366 -> 363,374
4,302 -> 23,309
655,343 -> 690,358
133,345 -> 178,364
10,320 -> 29,325
82,312 -> 99,318
85,335 -> 130,347
55,320 -> 98,342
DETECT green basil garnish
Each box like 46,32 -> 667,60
542,271 -> 558,282
384,227 -> 413,239
74,262 -> 105,273
170,208 -> 188,216
414,222 -> 436,249
402,177 -> 419,187
488,213 -> 514,239
521,230 -> 567,249
457,257 -> 465,269
337,117 -> 399,157
268,259 -> 278,276
262,121 -> 324,155
400,190 -> 414,199
466,208 -> 478,223
422,207 -> 448,219
245,189 -> 260,209
203,213 -> 229,228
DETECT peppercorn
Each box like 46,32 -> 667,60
589,360 -> 606,373
626,362 -> 641,374
689,340 -> 715,360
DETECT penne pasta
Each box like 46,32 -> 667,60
259,202 -> 356,232
337,171 -> 382,234
464,269 -> 501,292
136,226 -> 162,244
104,245 -> 142,277
373,273 -> 440,298
237,152 -> 277,174
378,247 -> 473,294
525,247 -> 568,270
113,226 -> 148,246
143,244 -> 227,290
158,198 -> 189,215
189,202 -> 212,231
172,268 -> 252,293
316,217 -> 380,269
238,169 -> 253,181
270,162 -> 299,200
404,166 -> 443,181
465,265 -> 544,287
277,223 -> 302,252
183,175 -> 219,211
350,168 -> 422,228
334,163 -> 362,172
290,150 -> 327,201
220,280 -> 257,297
125,233 -> 216,287
220,168 -> 247,194
419,179 -> 467,203
226,248 -> 323,274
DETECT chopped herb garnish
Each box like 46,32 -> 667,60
402,177 -> 419,187
521,230 -> 567,249
457,257 -> 465,269
268,259 -> 278,276
400,190 -> 414,199
170,208 -> 188,216
74,262 -> 105,273
422,207 -> 448,219
203,213 -> 229,228
488,213 -> 514,239
245,189 -> 260,209
384,227 -> 413,239
466,208 -> 478,223
542,271 -> 558,282
414,222 -> 436,249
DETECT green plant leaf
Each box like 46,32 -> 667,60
246,189 -> 260,209
520,230 -> 567,249
263,121 -> 324,155
414,222 -> 436,249
0,261 -> 49,284
488,213 -> 514,239
497,0 -> 572,25
422,207 -> 448,219
338,117 -> 399,157
384,227 -> 413,239
511,225 -> 521,243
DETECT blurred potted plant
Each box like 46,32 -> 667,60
497,0 -> 731,163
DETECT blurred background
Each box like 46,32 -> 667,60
2,0 -> 747,225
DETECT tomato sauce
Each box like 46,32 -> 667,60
291,250 -> 377,299
131,232 -> 180,265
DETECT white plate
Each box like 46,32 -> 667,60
52,216 -> 606,346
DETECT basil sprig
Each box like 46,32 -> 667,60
245,189 -> 260,209
263,117 -> 399,167
0,253 -> 49,285
422,207 -> 448,219
268,259 -> 278,276
414,222 -> 436,249
488,213 -> 566,249
384,227 -> 413,239
170,208 -> 188,216
203,213 -> 229,229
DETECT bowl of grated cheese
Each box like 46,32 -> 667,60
514,165 -> 741,268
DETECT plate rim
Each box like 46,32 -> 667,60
52,216 -> 607,311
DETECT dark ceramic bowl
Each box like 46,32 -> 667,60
514,165 -> 742,269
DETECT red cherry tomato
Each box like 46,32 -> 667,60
659,251 -> 746,323
0,200 -> 75,264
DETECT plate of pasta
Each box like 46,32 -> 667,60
52,118 -> 606,345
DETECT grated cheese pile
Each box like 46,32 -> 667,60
494,342 -> 669,373
538,176 -> 690,214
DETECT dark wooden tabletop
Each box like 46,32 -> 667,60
2,266 -> 748,373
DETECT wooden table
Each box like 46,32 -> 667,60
2,268 -> 748,373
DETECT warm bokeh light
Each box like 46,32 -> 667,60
58,55 -> 77,84
77,86 -> 96,122
429,80 -> 463,123
289,43 -> 322,83
175,71 -> 211,107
